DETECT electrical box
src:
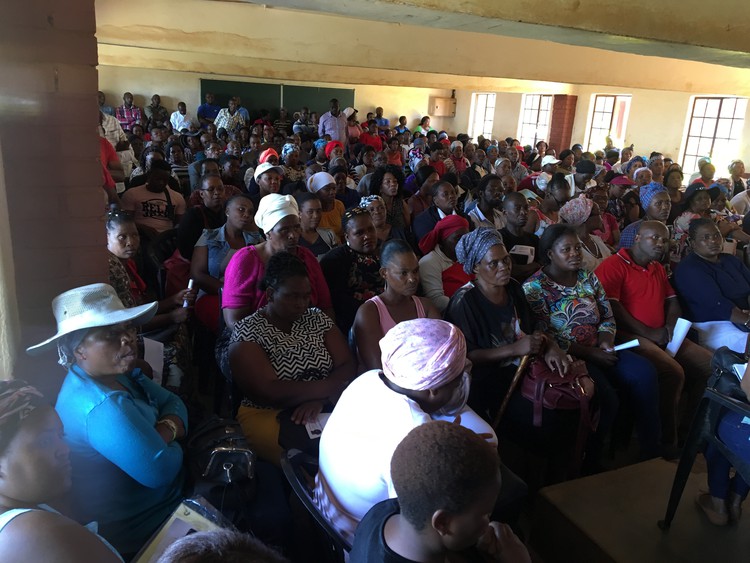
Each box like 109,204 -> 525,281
429,97 -> 456,117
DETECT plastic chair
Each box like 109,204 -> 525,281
658,382 -> 750,529
280,449 -> 351,560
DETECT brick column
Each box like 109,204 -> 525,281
0,0 -> 103,390
548,95 -> 578,153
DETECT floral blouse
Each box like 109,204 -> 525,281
522,268 -> 616,351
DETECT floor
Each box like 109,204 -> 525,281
529,458 -> 749,563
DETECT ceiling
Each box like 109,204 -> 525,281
232,0 -> 750,69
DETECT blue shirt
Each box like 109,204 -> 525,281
195,226 -> 263,280
55,365 -> 187,555
673,252 -> 750,322
197,102 -> 220,124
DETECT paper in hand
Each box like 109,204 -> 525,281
666,318 -> 692,358
614,339 -> 639,352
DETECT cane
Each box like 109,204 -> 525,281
493,354 -> 531,432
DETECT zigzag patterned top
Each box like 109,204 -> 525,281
231,307 -> 334,409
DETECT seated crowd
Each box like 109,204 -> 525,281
2,90 -> 748,561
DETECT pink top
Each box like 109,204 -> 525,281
369,295 -> 427,334
222,245 -> 332,311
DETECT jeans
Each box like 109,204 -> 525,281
618,331 -> 711,445
705,410 -> 750,500
588,350 -> 662,458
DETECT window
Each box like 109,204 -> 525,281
518,94 -> 552,147
586,95 -> 631,151
682,97 -> 748,175
468,93 -> 496,140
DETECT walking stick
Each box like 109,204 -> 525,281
493,354 -> 531,432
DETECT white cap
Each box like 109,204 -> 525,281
541,155 -> 561,168
253,162 -> 285,182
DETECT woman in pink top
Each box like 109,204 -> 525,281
353,239 -> 440,371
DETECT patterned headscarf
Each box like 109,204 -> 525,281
0,380 -> 46,453
455,228 -> 504,274
314,138 -> 328,153
281,142 -> 298,163
359,195 -> 384,208
639,181 -> 668,210
380,319 -> 467,391
559,195 -> 594,226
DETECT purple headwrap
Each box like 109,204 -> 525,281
380,319 -> 467,391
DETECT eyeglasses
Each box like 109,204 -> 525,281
200,185 -> 225,194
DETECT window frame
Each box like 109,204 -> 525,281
468,92 -> 496,140
586,94 -> 631,152
517,94 -> 553,147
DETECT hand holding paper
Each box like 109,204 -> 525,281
614,339 -> 640,352
665,318 -> 692,358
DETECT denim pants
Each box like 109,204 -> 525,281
705,410 -> 750,500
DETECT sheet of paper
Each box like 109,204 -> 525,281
305,413 -> 332,439
143,337 -> 164,386
733,363 -> 747,380
614,339 -> 640,352
665,318 -> 692,358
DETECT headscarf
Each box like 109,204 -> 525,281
418,215 -> 469,255
307,172 -> 335,193
438,132 -> 449,141
281,142 -> 298,163
314,138 -> 328,153
258,148 -> 278,164
380,319 -> 467,391
254,193 -> 299,233
450,140 -> 463,152
709,181 -> 730,198
409,153 -> 425,172
0,381 -> 46,453
639,181 -> 668,210
455,227 -> 504,274
494,157 -> 509,170
559,195 -> 594,226
325,140 -> 344,160
359,195 -> 384,208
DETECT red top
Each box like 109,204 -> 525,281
595,248 -> 675,329
442,262 -> 474,299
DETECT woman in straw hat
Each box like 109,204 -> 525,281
27,283 -> 186,557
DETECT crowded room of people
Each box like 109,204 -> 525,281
2,0 -> 750,561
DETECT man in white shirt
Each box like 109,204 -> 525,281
170,102 -> 196,132
314,319 -> 506,545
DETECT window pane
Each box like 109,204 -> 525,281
693,98 -> 708,117
735,98 -> 748,117
689,118 -> 703,136
715,119 -> 732,139
701,118 -> 717,137
706,99 -> 721,118
720,98 -> 736,118
698,137 -> 713,156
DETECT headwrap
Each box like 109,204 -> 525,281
325,140 -> 344,160
633,166 -> 650,180
380,319 -> 467,391
0,381 -> 46,453
254,193 -> 299,233
314,138 -> 328,153
412,138 -> 426,147
559,195 -> 594,226
438,132 -> 449,141
409,153 -> 425,172
359,195 -> 384,208
697,157 -> 712,171
639,181 -> 668,210
494,157 -> 509,170
259,148 -> 278,164
450,140 -> 463,152
307,172 -> 335,193
709,181 -> 730,198
623,158 -> 644,175
281,142 -> 298,162
455,227 -> 504,274
418,215 -> 469,255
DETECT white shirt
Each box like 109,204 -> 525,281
418,246 -> 456,313
314,370 -> 495,545
170,111 -> 195,132
98,112 -> 127,147
468,205 -> 506,230
730,190 -> 750,216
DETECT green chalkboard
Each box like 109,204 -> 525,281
200,79 -> 355,122
200,79 -> 280,121
283,85 -> 355,118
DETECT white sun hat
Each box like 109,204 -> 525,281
26,283 -> 157,355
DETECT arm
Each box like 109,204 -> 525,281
352,301 -> 385,371
467,335 -> 543,366
86,392 -> 184,488
610,300 -> 667,345
664,296 -> 681,337
229,339 -> 346,409
190,244 -> 222,294
401,199 -> 412,229
0,511 -> 122,563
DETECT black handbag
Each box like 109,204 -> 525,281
186,416 -> 257,523
709,346 -> 749,403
